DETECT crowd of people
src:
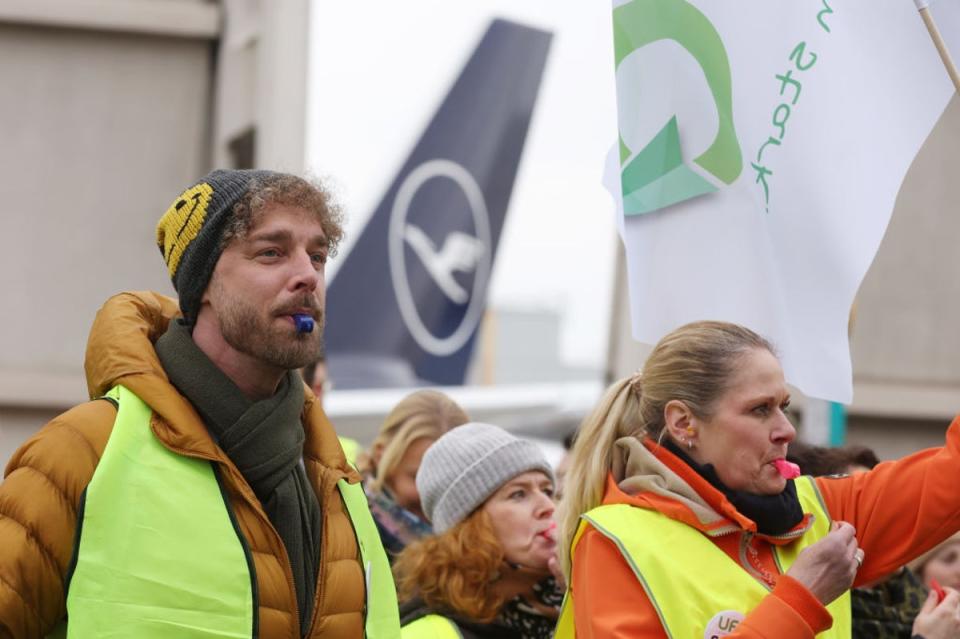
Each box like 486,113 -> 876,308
2,169 -> 960,638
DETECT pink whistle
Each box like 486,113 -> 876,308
773,459 -> 801,479
931,578 -> 947,604
538,521 -> 558,541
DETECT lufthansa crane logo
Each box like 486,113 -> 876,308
388,159 -> 491,356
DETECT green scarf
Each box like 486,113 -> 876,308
156,321 -> 321,637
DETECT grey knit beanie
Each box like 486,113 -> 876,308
156,168 -> 277,324
416,422 -> 555,533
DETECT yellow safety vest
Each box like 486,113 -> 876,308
60,384 -> 400,638
401,614 -> 463,638
556,475 -> 851,638
339,436 -> 363,469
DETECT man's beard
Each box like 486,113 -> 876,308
218,295 -> 323,370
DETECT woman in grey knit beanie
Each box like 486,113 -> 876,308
393,423 -> 563,639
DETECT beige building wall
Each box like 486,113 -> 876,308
840,95 -> 960,458
849,98 -> 960,418
0,0 -> 310,466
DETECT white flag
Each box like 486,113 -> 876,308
610,0 -> 955,403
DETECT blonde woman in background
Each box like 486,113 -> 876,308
359,389 -> 469,559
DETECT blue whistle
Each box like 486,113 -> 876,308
293,314 -> 314,334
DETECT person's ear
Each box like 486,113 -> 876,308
200,276 -> 215,304
370,442 -> 385,474
663,400 -> 697,448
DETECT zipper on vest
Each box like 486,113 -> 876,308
738,532 -> 776,590
213,464 -> 261,639
705,524 -> 740,538
761,520 -> 812,542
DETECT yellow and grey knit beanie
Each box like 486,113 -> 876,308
416,422 -> 554,533
156,168 -> 276,323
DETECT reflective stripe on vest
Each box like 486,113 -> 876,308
338,477 -> 402,638
556,475 -> 851,638
401,614 -> 463,639
64,385 -> 401,639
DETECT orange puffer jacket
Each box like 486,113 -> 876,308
0,291 -> 368,638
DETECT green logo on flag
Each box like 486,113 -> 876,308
614,0 -> 743,216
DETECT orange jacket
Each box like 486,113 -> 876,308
0,292 -> 368,638
571,423 -> 960,638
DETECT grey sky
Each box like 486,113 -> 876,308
306,1 -> 619,369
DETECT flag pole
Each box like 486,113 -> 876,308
916,0 -> 960,92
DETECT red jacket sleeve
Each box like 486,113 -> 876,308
571,525 -> 831,638
816,416 -> 960,584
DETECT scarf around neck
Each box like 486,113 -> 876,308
364,480 -> 433,559
156,320 -> 321,637
497,575 -> 563,639
662,439 -> 803,536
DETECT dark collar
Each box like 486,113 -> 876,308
664,439 -> 804,536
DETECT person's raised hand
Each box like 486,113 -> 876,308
785,521 -> 861,604
547,554 -> 566,592
912,587 -> 960,639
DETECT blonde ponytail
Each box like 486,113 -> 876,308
558,377 -> 642,579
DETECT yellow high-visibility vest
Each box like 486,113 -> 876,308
556,475 -> 851,638
339,436 -> 363,468
401,614 -> 463,638
60,384 -> 400,638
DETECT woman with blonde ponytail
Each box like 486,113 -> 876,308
556,321 -> 960,638
558,377 -> 641,580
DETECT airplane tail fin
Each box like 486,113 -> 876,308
325,18 -> 552,389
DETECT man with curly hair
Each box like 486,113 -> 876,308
0,170 -> 399,638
